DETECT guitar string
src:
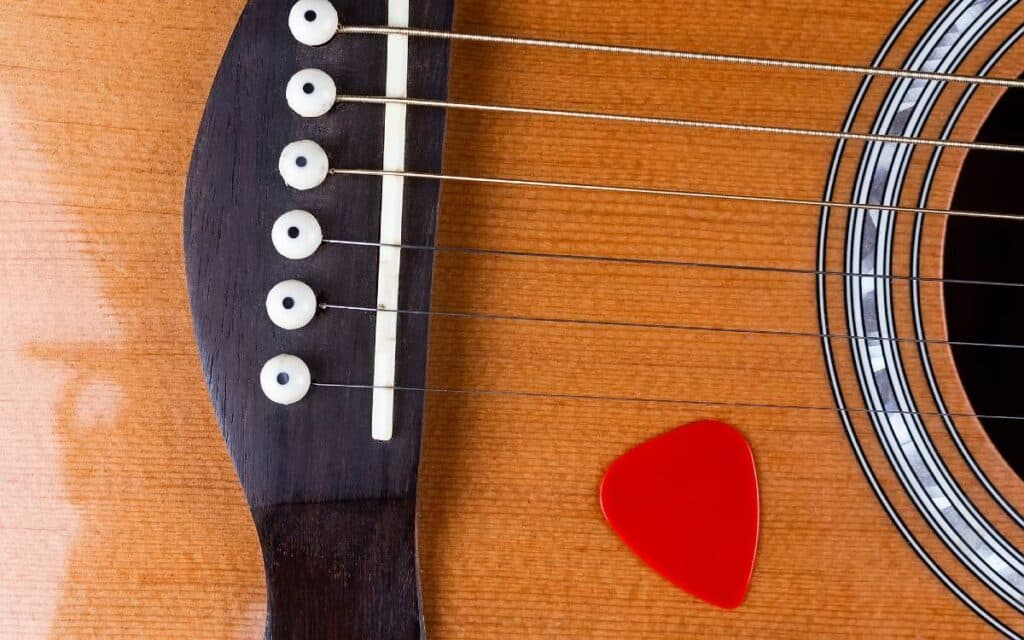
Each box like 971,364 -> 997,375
330,168 -> 1024,223
339,25 -> 1024,90
311,185 -> 1024,416
317,303 -> 1024,351
322,239 -> 1024,291
338,95 -> 1024,155
311,28 -> 1024,421
310,381 -> 1024,423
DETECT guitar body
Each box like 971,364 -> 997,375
4,0 -> 1024,637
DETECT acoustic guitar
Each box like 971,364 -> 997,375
4,0 -> 1024,637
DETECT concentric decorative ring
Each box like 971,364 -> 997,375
818,0 -> 1024,635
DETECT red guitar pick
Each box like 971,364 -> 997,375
600,421 -> 759,609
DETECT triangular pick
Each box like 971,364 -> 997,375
600,420 -> 759,609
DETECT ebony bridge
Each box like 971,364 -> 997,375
184,0 -> 454,636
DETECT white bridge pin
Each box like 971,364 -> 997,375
266,280 -> 318,330
272,210 -> 323,260
260,354 -> 312,405
288,0 -> 340,47
279,140 -> 329,191
287,69 -> 337,118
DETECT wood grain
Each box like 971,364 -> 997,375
2,0 -> 1023,638
254,498 -> 422,639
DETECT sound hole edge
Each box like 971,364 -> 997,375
946,73 -> 1024,480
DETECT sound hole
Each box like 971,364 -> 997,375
946,78 -> 1024,479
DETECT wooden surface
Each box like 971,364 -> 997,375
2,0 -> 1024,638
254,498 -> 422,639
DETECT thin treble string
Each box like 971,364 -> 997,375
330,168 -> 1024,222
318,303 -> 1024,351
339,25 -> 1024,90
321,239 -> 1024,290
309,381 -> 1024,422
339,95 -> 1024,155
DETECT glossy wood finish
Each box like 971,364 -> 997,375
3,0 -> 1024,638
